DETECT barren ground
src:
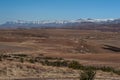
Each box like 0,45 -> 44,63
0,29 -> 120,80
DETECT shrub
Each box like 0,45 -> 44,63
0,56 -> 2,61
12,54 -> 28,58
80,69 -> 96,80
68,60 -> 82,69
42,59 -> 68,67
99,66 -> 114,72
113,70 -> 120,75
0,54 -> 3,61
20,57 -> 24,63
29,58 -> 35,63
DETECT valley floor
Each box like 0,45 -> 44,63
0,29 -> 120,79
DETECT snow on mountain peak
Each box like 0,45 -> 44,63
3,18 -> 118,25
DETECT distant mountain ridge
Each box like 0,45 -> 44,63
0,18 -> 120,31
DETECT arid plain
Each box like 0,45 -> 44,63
0,29 -> 120,80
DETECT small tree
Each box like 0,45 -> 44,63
80,70 -> 96,80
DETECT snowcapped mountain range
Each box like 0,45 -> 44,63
0,18 -> 120,30
2,18 -> 116,24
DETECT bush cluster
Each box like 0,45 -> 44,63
80,70 -> 96,80
0,53 -> 120,75
42,60 -> 68,67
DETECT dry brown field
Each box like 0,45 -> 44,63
0,29 -> 120,79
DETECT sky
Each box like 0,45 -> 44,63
0,0 -> 120,24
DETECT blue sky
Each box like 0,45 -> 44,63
0,0 -> 120,24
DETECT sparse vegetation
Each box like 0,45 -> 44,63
0,55 -> 2,61
11,54 -> 28,58
80,70 -> 96,80
0,29 -> 120,79
0,53 -> 120,75
68,60 -> 83,69
29,58 -> 35,63
42,59 -> 68,67
20,57 -> 24,63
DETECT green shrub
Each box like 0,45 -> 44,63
99,66 -> 114,72
80,70 -> 96,80
0,54 -> 3,61
42,59 -> 68,67
29,58 -> 35,63
0,56 -> 2,61
20,57 -> 24,63
12,54 -> 28,58
68,60 -> 82,69
113,70 -> 120,75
